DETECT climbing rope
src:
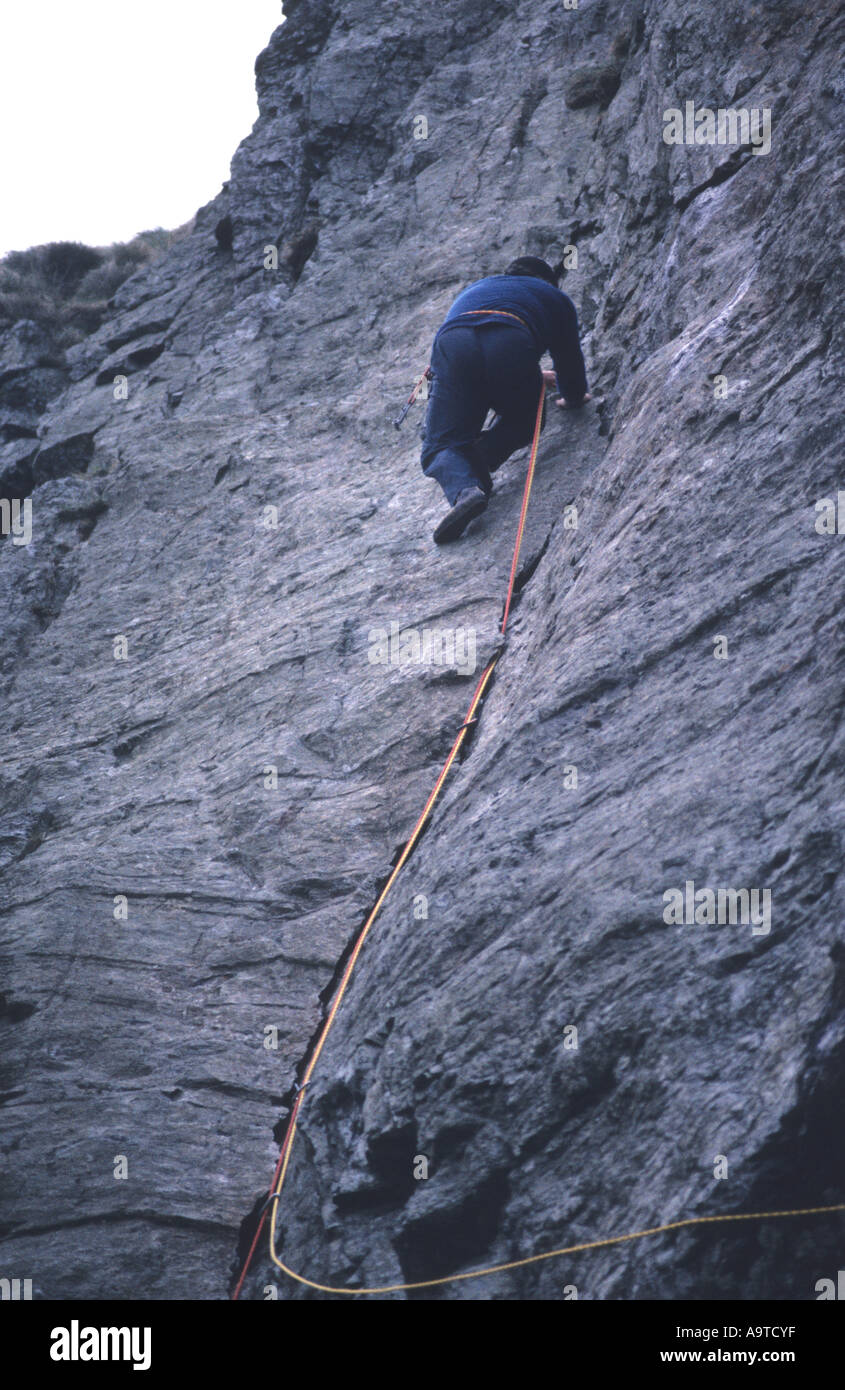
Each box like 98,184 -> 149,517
268,1202 -> 845,1296
231,381 -> 543,1300
232,382 -> 845,1300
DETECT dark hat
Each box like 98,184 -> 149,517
504,256 -> 559,286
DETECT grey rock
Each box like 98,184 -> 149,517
564,62 -> 623,110
0,322 -> 69,450
94,333 -> 169,387
0,0 -> 843,1303
0,319 -> 60,373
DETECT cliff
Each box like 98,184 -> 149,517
1,0 -> 842,1300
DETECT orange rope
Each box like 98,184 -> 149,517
233,381 -> 843,1301
232,382 -> 545,1299
501,380 -> 544,632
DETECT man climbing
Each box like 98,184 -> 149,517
420,256 -> 590,543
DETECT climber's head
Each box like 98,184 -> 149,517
504,256 -> 559,286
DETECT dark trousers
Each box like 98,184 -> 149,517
420,322 -> 545,505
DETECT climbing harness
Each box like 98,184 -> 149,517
457,308 -> 532,332
232,381 -> 845,1299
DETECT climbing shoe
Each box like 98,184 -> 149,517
433,486 -> 488,544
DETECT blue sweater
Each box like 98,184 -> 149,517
442,274 -> 588,405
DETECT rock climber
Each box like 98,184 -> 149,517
420,256 -> 590,543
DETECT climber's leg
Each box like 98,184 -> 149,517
421,326 -> 492,506
472,323 -> 545,476
431,484 -> 490,544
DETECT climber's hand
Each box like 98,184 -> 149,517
555,392 -> 592,409
542,370 -> 558,388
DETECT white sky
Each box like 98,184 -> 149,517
0,1 -> 284,256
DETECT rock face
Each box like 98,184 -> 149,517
1,0 -> 843,1301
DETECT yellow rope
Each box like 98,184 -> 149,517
253,379 -> 844,1298
269,1202 -> 845,1295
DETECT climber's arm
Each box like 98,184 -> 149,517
542,370 -> 591,409
549,294 -> 589,408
